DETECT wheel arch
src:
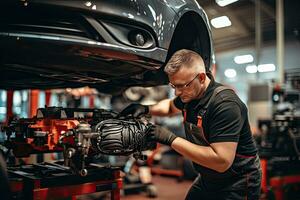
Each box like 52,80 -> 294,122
166,11 -> 214,71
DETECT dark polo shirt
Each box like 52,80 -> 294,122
174,73 -> 257,156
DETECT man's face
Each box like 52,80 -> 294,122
168,65 -> 205,103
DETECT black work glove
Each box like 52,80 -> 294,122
120,103 -> 149,118
148,125 -> 177,146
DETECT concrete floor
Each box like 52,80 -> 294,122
121,175 -> 193,200
76,175 -> 193,200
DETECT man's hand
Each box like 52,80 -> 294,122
148,125 -> 177,146
120,103 -> 149,118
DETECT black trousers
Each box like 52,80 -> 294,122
185,170 -> 261,200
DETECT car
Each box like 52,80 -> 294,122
0,0 -> 213,94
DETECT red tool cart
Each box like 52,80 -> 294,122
9,163 -> 122,200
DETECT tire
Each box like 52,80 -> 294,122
146,184 -> 158,198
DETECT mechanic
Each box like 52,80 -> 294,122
121,49 -> 262,200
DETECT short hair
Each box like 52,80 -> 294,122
164,49 -> 204,75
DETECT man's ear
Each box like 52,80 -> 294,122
199,73 -> 206,84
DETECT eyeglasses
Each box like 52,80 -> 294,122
169,74 -> 199,90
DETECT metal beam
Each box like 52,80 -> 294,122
255,0 -> 262,72
276,0 -> 285,84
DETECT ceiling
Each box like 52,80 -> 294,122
199,0 -> 300,53
196,0 -> 300,103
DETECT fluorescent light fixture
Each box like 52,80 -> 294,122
257,64 -> 276,72
85,2 -> 92,7
0,107 -> 6,114
216,0 -> 239,7
246,65 -> 257,73
1,91 -> 6,102
224,69 -> 236,78
211,16 -> 232,29
234,54 -> 254,64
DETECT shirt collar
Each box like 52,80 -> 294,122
188,72 -> 218,108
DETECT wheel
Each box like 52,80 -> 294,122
146,184 -> 158,198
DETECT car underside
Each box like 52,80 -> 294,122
0,0 -> 213,94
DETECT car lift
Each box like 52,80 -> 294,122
260,156 -> 300,200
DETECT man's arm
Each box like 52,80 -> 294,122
120,98 -> 181,117
150,99 -> 241,172
149,99 -> 181,116
171,100 -> 241,172
150,125 -> 237,172
171,138 -> 237,172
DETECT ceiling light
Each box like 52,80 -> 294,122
1,91 -> 6,102
216,0 -> 239,7
257,64 -> 276,72
85,1 -> 92,7
234,54 -> 254,64
224,69 -> 236,78
246,65 -> 257,73
0,107 -> 7,114
211,16 -> 232,28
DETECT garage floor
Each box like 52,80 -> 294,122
122,175 -> 193,200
